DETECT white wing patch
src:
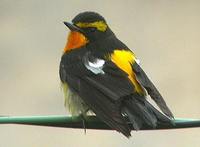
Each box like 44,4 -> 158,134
88,58 -> 105,68
85,58 -> 105,74
84,53 -> 105,74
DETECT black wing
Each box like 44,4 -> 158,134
132,62 -> 174,118
60,49 -> 173,137
60,50 -> 133,137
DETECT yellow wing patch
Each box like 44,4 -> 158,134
76,21 -> 107,32
110,50 -> 144,94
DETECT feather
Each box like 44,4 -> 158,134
132,62 -> 174,118
59,45 -> 174,137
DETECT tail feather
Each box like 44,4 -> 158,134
122,95 -> 173,130
144,100 -> 174,124
122,107 -> 142,130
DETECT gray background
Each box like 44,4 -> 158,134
0,0 -> 200,147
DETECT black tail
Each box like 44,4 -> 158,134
122,95 -> 173,131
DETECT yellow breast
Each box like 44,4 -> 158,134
110,50 -> 144,94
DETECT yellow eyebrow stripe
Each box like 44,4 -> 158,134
76,21 -> 107,32
110,49 -> 144,94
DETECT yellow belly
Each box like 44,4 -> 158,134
61,83 -> 89,116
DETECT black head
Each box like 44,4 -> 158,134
64,11 -> 114,42
72,11 -> 106,23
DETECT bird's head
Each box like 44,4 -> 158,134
63,12 -> 113,52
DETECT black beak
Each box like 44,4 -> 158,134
64,22 -> 83,32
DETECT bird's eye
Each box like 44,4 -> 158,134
90,27 -> 96,32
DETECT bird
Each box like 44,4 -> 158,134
59,11 -> 174,137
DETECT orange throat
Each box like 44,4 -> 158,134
64,31 -> 88,52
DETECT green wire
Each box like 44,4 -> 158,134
0,115 -> 200,130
